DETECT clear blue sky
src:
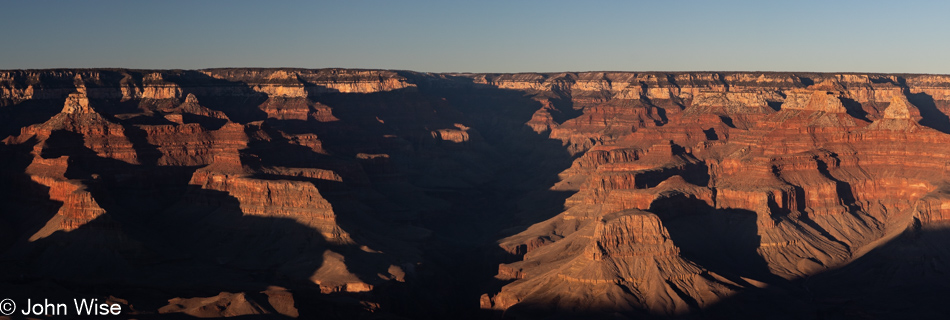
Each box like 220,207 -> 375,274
2,0 -> 948,73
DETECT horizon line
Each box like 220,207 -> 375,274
1,67 -> 948,77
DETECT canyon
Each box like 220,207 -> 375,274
2,68 -> 950,319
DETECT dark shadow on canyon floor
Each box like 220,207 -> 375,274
0,98 -> 65,138
272,75 -> 587,319
650,197 -> 780,286
0,129 -> 397,319
0,139 -> 63,254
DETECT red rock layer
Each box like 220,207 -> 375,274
479,71 -> 950,316
3,69 -> 950,318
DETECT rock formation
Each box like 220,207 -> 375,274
2,69 -> 950,319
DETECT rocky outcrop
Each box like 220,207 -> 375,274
780,90 -> 847,112
61,92 -> 94,114
484,210 -> 738,316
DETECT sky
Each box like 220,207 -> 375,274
1,0 -> 949,73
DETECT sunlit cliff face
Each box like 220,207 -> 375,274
2,69 -> 950,319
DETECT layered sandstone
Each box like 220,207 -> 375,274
3,69 -> 950,319
473,71 -> 950,317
